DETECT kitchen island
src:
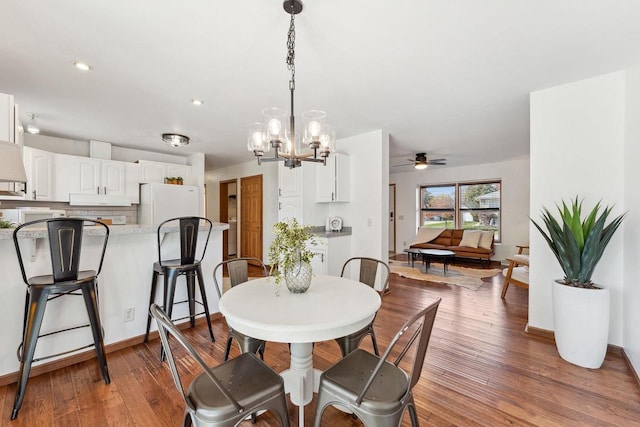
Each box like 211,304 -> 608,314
0,222 -> 228,381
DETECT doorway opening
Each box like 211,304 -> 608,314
389,183 -> 396,254
219,179 -> 238,260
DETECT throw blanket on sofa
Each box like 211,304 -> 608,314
412,227 -> 445,245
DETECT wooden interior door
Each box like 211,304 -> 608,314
240,174 -> 263,262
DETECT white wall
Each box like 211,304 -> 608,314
390,157 -> 530,261
329,130 -> 390,260
205,159 -> 278,259
623,66 -> 640,371
529,71 -> 626,346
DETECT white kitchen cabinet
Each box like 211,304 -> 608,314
54,154 -> 131,201
316,153 -> 350,203
125,162 -> 141,203
75,157 -> 126,196
278,162 -> 303,222
307,238 -> 327,276
307,235 -> 351,277
23,147 -> 54,201
138,160 -> 192,185
0,93 -> 16,143
278,198 -> 302,223
278,162 -> 302,198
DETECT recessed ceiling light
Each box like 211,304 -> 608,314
73,61 -> 92,71
191,99 -> 204,106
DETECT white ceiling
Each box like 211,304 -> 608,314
1,0 -> 640,170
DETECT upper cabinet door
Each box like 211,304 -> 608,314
138,160 -> 166,183
278,162 -> 302,198
101,160 -> 126,196
23,147 -> 54,200
316,153 -> 350,203
76,157 -> 101,194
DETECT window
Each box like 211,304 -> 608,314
419,180 -> 501,240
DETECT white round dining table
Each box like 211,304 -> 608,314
218,274 -> 381,426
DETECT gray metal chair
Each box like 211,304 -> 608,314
11,218 -> 111,419
213,257 -> 268,361
144,217 -> 215,356
150,304 -> 290,427
336,257 -> 390,357
314,298 -> 441,427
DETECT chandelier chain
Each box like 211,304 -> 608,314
287,8 -> 295,90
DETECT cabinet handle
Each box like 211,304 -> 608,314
278,202 -> 281,210
104,186 -> 107,195
331,192 -> 335,201
279,188 -> 282,196
321,253 -> 324,262
32,190 -> 36,199
97,186 -> 100,194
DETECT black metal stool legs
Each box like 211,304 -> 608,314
12,288 -> 48,420
144,270 -> 160,343
82,283 -> 110,384
195,266 -> 215,342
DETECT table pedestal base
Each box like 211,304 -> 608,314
280,342 -> 321,426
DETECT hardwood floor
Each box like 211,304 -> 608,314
1,263 -> 639,426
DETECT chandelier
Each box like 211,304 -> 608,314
247,0 -> 334,169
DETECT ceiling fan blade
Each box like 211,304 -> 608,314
427,159 -> 447,165
392,163 -> 414,168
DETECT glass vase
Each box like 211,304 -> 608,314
284,258 -> 312,293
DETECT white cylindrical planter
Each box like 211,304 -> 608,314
552,281 -> 610,369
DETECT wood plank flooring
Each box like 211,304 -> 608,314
2,260 -> 639,426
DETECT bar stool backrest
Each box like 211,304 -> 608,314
13,218 -> 109,285
157,217 -> 212,266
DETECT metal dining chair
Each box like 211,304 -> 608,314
11,218 -> 111,419
213,257 -> 268,361
335,257 -> 390,357
144,217 -> 215,357
314,298 -> 441,427
150,304 -> 290,427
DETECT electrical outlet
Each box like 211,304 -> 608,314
123,307 -> 135,322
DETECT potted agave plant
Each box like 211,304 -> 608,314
531,197 -> 625,368
268,218 -> 316,294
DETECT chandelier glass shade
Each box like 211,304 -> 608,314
247,0 -> 334,169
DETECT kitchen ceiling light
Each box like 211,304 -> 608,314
26,113 -> 39,135
73,61 -> 92,71
162,133 -> 190,147
247,0 -> 335,169
191,99 -> 204,106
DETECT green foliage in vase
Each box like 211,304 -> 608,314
268,218 -> 316,284
0,219 -> 14,228
531,196 -> 625,288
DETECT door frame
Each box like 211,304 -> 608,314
389,183 -> 396,254
219,179 -> 236,260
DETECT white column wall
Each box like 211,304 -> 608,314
623,66 -> 640,371
329,130 -> 389,261
529,71 -> 626,345
390,157 -> 530,261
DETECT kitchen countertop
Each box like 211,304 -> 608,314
310,226 -> 352,238
0,222 -> 230,240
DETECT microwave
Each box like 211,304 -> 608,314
0,208 -> 66,225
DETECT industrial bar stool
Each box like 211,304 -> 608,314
144,217 -> 215,356
11,218 -> 111,420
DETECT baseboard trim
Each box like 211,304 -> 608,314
525,324 -> 623,357
0,313 -> 223,388
622,349 -> 640,388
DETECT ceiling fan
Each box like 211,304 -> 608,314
393,153 -> 447,170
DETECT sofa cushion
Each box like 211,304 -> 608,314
459,230 -> 482,248
478,231 -> 494,250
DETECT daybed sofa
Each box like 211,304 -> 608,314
410,228 -> 495,264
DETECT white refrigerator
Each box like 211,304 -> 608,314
138,183 -> 202,225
